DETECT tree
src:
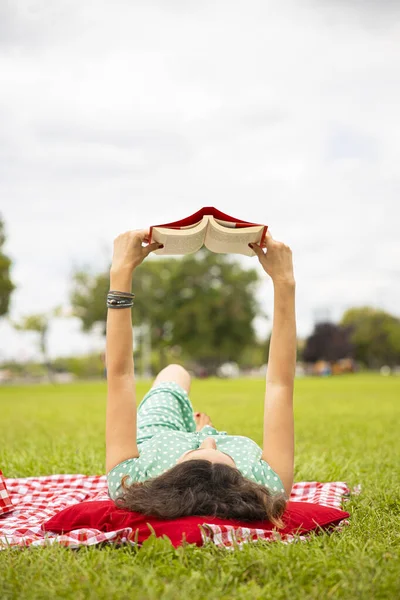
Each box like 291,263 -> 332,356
12,307 -> 63,381
0,214 -> 16,317
167,249 -> 263,373
70,249 -> 265,374
70,270 -> 109,334
341,307 -> 400,368
70,259 -> 178,372
13,313 -> 52,379
303,322 -> 353,363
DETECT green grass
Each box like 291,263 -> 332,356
0,374 -> 399,599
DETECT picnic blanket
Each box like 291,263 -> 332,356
0,475 -> 352,550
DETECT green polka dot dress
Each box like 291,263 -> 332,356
107,381 -> 285,500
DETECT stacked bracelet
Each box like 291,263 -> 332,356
107,290 -> 135,309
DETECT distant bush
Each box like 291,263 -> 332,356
0,353 -> 105,380
51,353 -> 105,379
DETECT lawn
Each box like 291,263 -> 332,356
0,374 -> 399,599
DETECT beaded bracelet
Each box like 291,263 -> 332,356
107,290 -> 135,309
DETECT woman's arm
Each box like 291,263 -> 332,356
105,230 -> 161,474
249,234 -> 296,497
261,280 -> 296,497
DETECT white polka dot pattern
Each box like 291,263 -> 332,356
107,382 -> 285,500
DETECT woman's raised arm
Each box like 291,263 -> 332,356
249,234 -> 296,497
105,230 -> 162,473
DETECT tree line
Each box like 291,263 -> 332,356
1,214 -> 399,376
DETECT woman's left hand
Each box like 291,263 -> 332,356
111,229 -> 163,273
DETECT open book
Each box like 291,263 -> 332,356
147,207 -> 268,256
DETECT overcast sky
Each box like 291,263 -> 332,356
1,0 -> 399,362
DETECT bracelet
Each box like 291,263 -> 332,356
107,290 -> 135,309
109,290 -> 135,298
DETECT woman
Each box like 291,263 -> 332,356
106,228 -> 296,526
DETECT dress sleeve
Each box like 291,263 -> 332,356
107,457 -> 139,501
254,459 -> 286,495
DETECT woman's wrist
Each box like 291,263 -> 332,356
272,276 -> 296,289
110,267 -> 134,293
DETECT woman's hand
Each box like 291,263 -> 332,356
249,231 -> 295,285
111,229 -> 163,274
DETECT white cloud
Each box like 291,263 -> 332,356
1,0 -> 399,360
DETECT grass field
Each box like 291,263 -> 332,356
0,374 -> 399,599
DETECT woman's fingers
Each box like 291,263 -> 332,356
111,228 -> 164,272
249,230 -> 272,254
136,229 -> 150,241
143,241 -> 163,256
261,230 -> 273,248
249,243 -> 265,257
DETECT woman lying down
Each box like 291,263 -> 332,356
106,228 -> 296,527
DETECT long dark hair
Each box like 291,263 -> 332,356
115,460 -> 287,527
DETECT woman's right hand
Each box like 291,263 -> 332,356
249,231 -> 295,285
111,229 -> 162,275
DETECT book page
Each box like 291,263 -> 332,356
214,218 -> 237,229
152,217 -> 209,255
205,216 -> 264,256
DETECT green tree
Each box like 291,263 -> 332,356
71,259 -> 173,334
70,259 -> 176,371
12,307 -> 63,381
70,249 -> 265,374
13,314 -> 52,378
341,307 -> 400,368
168,249 -> 263,373
70,270 -> 109,334
0,214 -> 16,317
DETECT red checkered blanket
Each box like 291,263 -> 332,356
0,475 -> 352,550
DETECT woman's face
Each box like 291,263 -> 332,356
176,437 -> 236,467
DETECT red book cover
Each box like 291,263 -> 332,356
148,207 -> 268,246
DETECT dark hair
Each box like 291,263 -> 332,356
115,460 -> 287,527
